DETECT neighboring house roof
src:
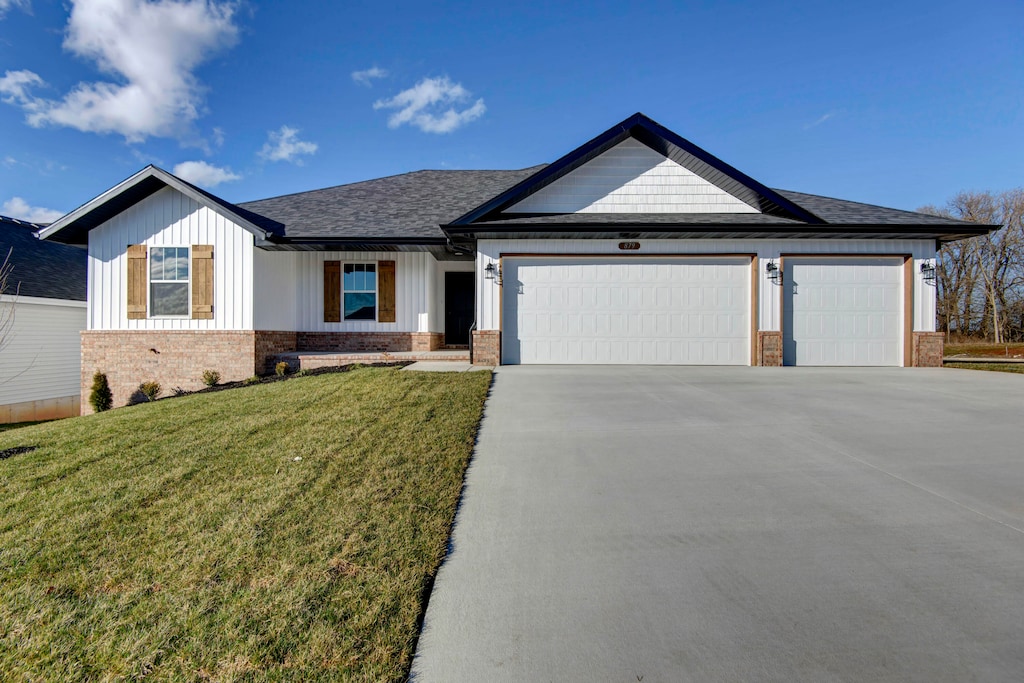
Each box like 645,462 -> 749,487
38,112 -> 994,250
0,216 -> 87,301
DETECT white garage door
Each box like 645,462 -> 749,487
784,257 -> 904,366
502,257 -> 751,365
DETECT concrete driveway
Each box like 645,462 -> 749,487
411,367 -> 1024,682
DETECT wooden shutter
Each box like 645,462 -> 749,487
324,260 -> 341,322
191,245 -> 214,319
126,244 -> 147,319
377,260 -> 396,323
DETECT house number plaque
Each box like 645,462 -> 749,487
618,241 -> 641,250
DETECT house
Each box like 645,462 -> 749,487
39,113 -> 989,412
1,215 -> 87,422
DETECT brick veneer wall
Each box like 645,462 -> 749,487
757,331 -> 783,367
412,332 -> 444,352
81,330 -> 261,413
255,331 -> 298,374
912,332 -> 944,367
295,332 -> 420,353
472,330 -> 501,366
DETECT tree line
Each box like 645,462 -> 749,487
919,190 -> 1024,343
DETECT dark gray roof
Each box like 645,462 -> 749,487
468,212 -> 801,226
238,167 -> 545,241
1,216 -> 87,300
773,190 -> 974,226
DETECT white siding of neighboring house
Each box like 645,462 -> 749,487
0,295 -> 86,415
476,239 -> 937,333
88,186 -> 255,330
508,138 -> 760,214
290,251 -> 434,333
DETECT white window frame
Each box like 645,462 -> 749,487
343,262 -> 378,321
148,245 -> 191,318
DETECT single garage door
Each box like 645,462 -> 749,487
502,256 -> 751,365
783,257 -> 904,366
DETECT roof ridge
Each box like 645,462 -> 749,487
239,166 -> 547,206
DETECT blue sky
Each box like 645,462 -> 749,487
1,0 -> 1021,223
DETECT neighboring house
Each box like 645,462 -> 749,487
39,113 -> 991,412
0,215 -> 87,422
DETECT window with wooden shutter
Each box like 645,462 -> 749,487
126,244 -> 147,319
191,245 -> 213,319
324,261 -> 341,322
377,260 -> 396,323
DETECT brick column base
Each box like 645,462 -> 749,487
412,332 -> 444,352
472,330 -> 501,366
757,331 -> 783,366
912,332 -> 944,367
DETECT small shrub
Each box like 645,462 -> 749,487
295,368 -> 310,377
275,361 -> 289,377
243,375 -> 261,386
172,386 -> 190,397
89,371 -> 113,413
138,381 -> 162,401
201,369 -> 221,387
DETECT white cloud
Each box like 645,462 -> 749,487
2,197 -> 64,224
0,0 -> 30,18
352,66 -> 388,86
172,160 -> 241,188
804,111 -> 838,130
0,0 -> 239,142
373,76 -> 485,133
259,125 -> 318,164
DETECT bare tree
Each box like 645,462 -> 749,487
920,190 -> 1024,342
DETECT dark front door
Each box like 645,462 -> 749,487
445,272 -> 475,346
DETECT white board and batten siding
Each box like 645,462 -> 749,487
509,139 -> 759,214
0,295 -> 86,411
477,239 -> 937,359
289,251 -> 434,332
88,186 -> 254,330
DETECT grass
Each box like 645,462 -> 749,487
944,342 -> 1024,359
945,362 -> 1024,374
0,367 -> 492,682
0,420 -> 50,433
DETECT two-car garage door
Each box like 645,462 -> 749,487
501,257 -> 751,365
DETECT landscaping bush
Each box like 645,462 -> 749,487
243,375 -> 261,386
88,371 -> 113,412
201,369 -> 221,386
275,361 -> 289,376
138,381 -> 162,401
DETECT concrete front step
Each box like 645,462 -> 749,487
274,349 -> 471,371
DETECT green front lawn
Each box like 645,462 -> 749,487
945,362 -> 1024,374
0,367 -> 491,681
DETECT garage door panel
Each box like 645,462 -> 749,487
784,257 -> 902,366
503,257 -> 750,365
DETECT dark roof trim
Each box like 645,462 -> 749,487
39,166 -> 282,246
447,112 -> 825,226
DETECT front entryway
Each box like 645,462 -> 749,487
444,272 -> 474,346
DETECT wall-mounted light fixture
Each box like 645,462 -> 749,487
920,260 -> 937,286
766,259 -> 783,285
484,262 -> 503,285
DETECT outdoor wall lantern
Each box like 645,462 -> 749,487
766,259 -> 783,285
920,260 -> 937,285
484,262 -> 503,285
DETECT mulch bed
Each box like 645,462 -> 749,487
0,445 -> 37,460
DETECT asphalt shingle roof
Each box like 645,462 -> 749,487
238,167 -> 546,240
1,216 -> 87,301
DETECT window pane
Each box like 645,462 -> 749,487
151,247 -> 165,280
344,292 -> 376,320
175,247 -> 189,280
151,282 -> 189,316
343,264 -> 356,291
365,266 -> 376,291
